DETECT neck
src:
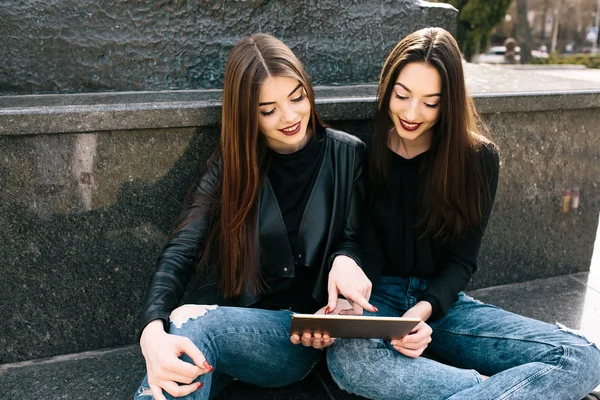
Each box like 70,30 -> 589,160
269,127 -> 313,155
388,128 -> 432,159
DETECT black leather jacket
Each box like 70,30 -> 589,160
138,128 -> 366,330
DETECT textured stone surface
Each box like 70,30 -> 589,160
0,346 -> 145,399
468,273 -> 600,342
2,273 -> 598,399
2,65 -> 600,136
0,128 -> 219,363
0,0 -> 457,95
472,108 -> 600,289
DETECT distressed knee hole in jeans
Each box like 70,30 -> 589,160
170,304 -> 219,329
136,386 -> 153,398
556,322 -> 599,349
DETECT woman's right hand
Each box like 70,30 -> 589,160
140,320 -> 213,399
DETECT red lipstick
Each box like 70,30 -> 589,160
279,121 -> 301,136
398,117 -> 422,132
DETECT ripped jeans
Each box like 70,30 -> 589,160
327,276 -> 600,400
135,306 -> 322,400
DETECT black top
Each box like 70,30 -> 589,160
255,131 -> 325,313
267,132 -> 324,252
366,144 -> 499,320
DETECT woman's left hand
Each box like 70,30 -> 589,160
289,299 -> 354,349
391,301 -> 433,358
326,255 -> 376,315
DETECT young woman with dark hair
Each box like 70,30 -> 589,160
327,27 -> 600,400
134,33 -> 375,400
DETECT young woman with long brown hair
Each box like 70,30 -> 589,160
327,27 -> 600,399
134,33 -> 375,400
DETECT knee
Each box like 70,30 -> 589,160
169,304 -> 219,330
326,339 -> 380,392
570,343 -> 600,387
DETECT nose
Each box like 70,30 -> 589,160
280,104 -> 296,125
405,99 -> 419,122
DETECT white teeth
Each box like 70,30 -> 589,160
282,122 -> 299,132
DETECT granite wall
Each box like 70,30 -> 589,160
0,0 -> 457,95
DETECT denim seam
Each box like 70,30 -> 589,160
203,328 -> 297,341
494,345 -> 567,400
471,370 -> 484,384
432,327 -> 560,348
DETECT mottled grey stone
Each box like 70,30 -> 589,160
0,0 -> 457,95
0,128 -> 218,363
0,346 -> 146,400
468,273 -> 600,329
3,66 -> 600,136
471,108 -> 600,289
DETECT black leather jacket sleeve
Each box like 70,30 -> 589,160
138,158 -> 221,332
328,141 -> 366,270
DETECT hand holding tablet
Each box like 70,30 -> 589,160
289,314 -> 421,340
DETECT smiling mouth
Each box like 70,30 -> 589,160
279,121 -> 301,136
398,117 -> 422,132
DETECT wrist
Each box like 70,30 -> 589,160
414,301 -> 433,321
333,254 -> 351,262
142,319 -> 167,340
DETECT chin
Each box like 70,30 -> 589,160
397,130 -> 423,141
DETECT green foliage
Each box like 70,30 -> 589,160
434,0 -> 512,60
529,53 -> 600,68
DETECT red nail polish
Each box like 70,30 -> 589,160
197,382 -> 203,389
325,306 -> 331,315
373,306 -> 379,312
203,360 -> 214,372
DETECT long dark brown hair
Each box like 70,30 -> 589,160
176,33 -> 324,298
371,27 -> 494,240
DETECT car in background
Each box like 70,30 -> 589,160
477,46 -> 549,64
477,46 -> 521,63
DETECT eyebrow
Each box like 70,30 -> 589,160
395,82 -> 441,98
258,83 -> 303,106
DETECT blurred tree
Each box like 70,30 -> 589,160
435,0 -> 512,60
515,0 -> 534,62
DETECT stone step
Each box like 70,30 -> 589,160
2,272 -> 598,400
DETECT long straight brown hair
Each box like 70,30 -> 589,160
177,33 -> 324,298
371,27 -> 494,240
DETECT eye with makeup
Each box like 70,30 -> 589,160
291,93 -> 305,103
260,108 -> 276,117
394,91 -> 439,109
394,92 -> 408,100
259,89 -> 305,117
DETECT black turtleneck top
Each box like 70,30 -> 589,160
254,131 -> 325,313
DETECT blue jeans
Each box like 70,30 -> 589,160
134,306 -> 322,400
327,276 -> 600,400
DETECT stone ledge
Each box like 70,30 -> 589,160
2,64 -> 600,136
